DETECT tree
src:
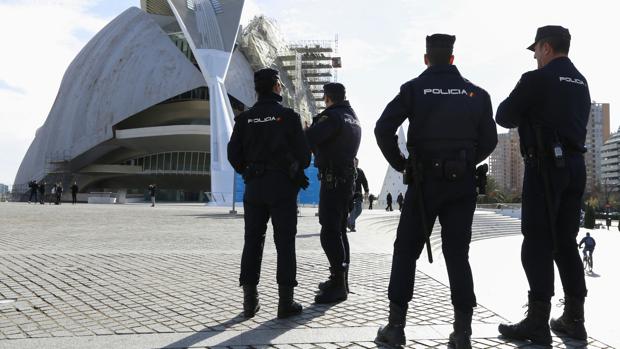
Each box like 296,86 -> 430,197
584,204 -> 596,229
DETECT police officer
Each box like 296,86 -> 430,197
306,82 -> 361,304
497,26 -> 590,344
374,34 -> 497,349
228,68 -> 311,319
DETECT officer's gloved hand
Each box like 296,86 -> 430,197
298,173 -> 310,190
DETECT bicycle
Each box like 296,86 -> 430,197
582,248 -> 593,273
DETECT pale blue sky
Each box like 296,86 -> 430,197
0,0 -> 618,191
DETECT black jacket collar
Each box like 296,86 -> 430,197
323,100 -> 351,113
255,92 -> 283,105
420,64 -> 461,77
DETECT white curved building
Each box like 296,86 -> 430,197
14,2 -> 337,203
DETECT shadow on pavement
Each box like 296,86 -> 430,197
160,314 -> 246,349
176,213 -> 244,220
296,233 -> 321,239
160,303 -> 336,348
552,332 -> 590,348
499,333 -> 593,349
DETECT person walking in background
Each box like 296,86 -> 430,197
55,182 -> 63,205
347,158 -> 369,232
369,194 -> 376,210
28,180 -> 38,203
397,192 -> 404,211
38,181 -> 46,205
148,184 -> 157,207
386,192 -> 393,212
71,182 -> 79,205
50,184 -> 57,204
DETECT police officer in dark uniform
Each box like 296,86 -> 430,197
306,83 -> 361,304
374,34 -> 497,349
228,68 -> 311,319
497,26 -> 590,344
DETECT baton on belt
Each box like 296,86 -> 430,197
533,123 -> 559,255
406,153 -> 433,263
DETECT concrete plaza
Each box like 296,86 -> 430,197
0,202 -> 616,348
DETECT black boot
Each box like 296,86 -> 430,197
375,302 -> 407,348
277,286 -> 302,319
318,268 -> 335,291
449,308 -> 472,349
498,296 -> 552,346
550,296 -> 587,340
318,266 -> 350,294
314,270 -> 347,304
242,285 -> 260,318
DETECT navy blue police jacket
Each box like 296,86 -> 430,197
375,64 -> 498,171
496,57 -> 591,154
305,101 -> 361,173
227,93 -> 311,175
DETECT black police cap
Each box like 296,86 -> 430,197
527,25 -> 571,51
323,82 -> 346,97
426,34 -> 456,50
254,68 -> 280,84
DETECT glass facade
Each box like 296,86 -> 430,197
123,151 -> 210,175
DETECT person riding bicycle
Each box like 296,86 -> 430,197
579,232 -> 596,265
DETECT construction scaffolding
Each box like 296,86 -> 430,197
279,37 -> 342,112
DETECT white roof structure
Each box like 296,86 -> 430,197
378,127 -> 409,204
15,7 -> 207,186
14,3 -> 327,205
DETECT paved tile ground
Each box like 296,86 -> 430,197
0,203 -> 614,348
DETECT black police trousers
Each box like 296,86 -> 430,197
239,171 -> 299,287
319,179 -> 353,272
388,174 -> 477,312
521,154 -> 587,302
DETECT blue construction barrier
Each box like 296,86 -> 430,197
233,157 -> 320,205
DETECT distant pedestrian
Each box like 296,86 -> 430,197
347,158 -> 369,232
50,184 -> 57,204
386,192 -> 393,211
397,192 -> 404,211
28,180 -> 38,203
71,182 -> 79,204
55,182 -> 63,205
606,215 -> 611,230
369,194 -> 376,210
148,184 -> 157,207
38,181 -> 46,205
